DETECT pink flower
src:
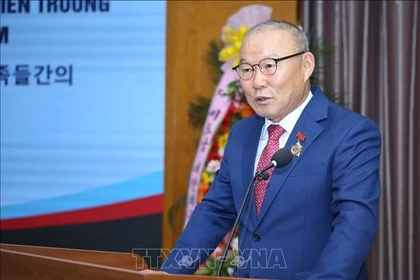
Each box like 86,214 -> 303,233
210,246 -> 223,260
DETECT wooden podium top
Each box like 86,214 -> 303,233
1,243 -> 148,270
1,243 -> 148,279
1,243 -> 252,280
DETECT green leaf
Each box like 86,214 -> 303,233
206,40 -> 224,85
188,96 -> 212,129
194,268 -> 212,275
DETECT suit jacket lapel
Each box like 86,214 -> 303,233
255,86 -> 329,227
241,116 -> 264,228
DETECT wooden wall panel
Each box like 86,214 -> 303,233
164,1 -> 298,249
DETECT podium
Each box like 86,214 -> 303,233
1,243 -> 250,280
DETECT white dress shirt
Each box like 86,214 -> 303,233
253,91 -> 313,175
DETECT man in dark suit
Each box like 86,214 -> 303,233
147,19 -> 381,280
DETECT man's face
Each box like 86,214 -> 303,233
239,29 -> 313,122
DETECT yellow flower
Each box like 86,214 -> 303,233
217,132 -> 229,149
219,25 -> 250,66
201,171 -> 214,184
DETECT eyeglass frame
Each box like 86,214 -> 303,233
232,51 -> 306,80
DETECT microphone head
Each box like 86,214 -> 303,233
271,148 -> 294,168
260,172 -> 270,181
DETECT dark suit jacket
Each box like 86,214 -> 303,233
161,85 -> 381,280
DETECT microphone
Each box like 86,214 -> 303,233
216,147 -> 293,277
254,147 -> 295,181
260,172 -> 270,181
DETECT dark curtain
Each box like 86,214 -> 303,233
299,1 -> 419,280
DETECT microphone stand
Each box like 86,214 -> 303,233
215,171 -> 268,277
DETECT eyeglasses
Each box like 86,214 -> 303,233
232,51 -> 305,80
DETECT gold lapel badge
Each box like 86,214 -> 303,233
291,132 -> 306,157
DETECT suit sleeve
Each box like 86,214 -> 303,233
159,123 -> 238,274
309,118 -> 382,279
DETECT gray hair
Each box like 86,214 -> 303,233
244,20 -> 309,52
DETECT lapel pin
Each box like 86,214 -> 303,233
291,132 -> 306,157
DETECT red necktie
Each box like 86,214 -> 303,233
254,124 -> 285,217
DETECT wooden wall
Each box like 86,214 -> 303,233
164,0 -> 298,249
